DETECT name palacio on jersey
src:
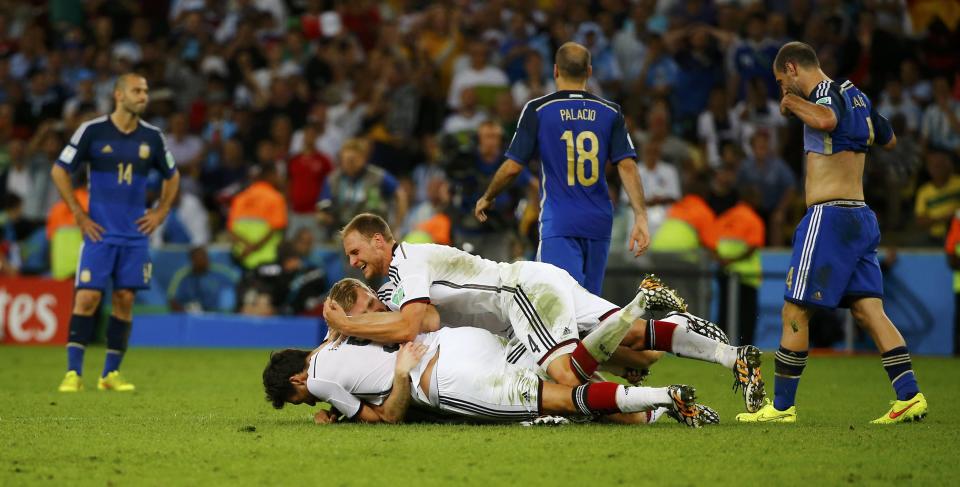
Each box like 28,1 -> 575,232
559,108 -> 597,121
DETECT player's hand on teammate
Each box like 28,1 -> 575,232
323,297 -> 348,329
629,216 -> 651,257
474,196 -> 494,223
76,212 -> 106,241
136,208 -> 169,235
394,342 -> 428,377
313,409 -> 339,425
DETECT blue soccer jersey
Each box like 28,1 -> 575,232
803,79 -> 894,155
56,116 -> 177,246
505,90 -> 637,240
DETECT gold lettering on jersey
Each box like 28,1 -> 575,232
560,109 -> 596,122
101,144 -> 113,154
139,142 -> 150,159
852,95 -> 866,109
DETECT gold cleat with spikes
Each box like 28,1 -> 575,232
638,274 -> 688,313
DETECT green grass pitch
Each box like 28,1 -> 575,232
2,346 -> 959,486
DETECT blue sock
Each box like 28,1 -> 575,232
773,347 -> 808,411
102,316 -> 132,377
881,346 -> 920,401
66,314 -> 96,375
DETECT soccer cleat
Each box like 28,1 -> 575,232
665,311 -> 729,344
58,371 -> 83,392
666,384 -> 700,428
666,404 -> 720,425
870,393 -> 928,424
732,345 -> 766,413
98,371 -> 136,392
736,400 -> 796,423
638,275 -> 687,313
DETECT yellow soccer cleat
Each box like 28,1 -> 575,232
736,400 -> 796,423
870,393 -> 927,424
98,371 -> 136,392
58,371 -> 84,392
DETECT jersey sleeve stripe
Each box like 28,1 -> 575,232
69,115 -> 108,145
400,297 -> 430,308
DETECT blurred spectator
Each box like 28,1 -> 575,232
166,112 -> 205,195
410,135 -> 446,206
710,185 -> 766,346
915,149 -> 960,243
287,123 -> 334,233
666,24 -> 730,138
317,138 -> 407,238
900,59 -> 932,106
227,162 -> 288,270
866,114 -> 922,232
877,79 -> 922,134
707,149 -> 741,215
697,87 -> 738,169
403,175 -> 452,246
727,12 -> 780,102
236,241 -> 327,316
46,181 -> 88,280
736,132 -> 796,246
448,39 -> 508,110
636,33 -> 678,100
511,51 -> 555,109
634,99 -> 693,168
167,246 -> 238,313
202,137 -> 249,211
450,121 -> 535,261
0,193 -> 22,274
150,190 -> 210,247
632,139 -> 681,237
732,77 -> 786,159
920,77 -> 960,154
613,3 -> 650,83
649,172 -> 716,257
443,87 -> 489,134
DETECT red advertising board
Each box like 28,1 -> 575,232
0,276 -> 74,345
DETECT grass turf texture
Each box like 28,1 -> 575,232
2,346 -> 958,486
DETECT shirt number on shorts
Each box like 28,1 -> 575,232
561,130 -> 600,187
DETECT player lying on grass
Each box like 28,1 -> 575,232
264,278 -> 715,427
331,213 -> 766,412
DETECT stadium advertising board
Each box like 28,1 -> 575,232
0,277 -> 73,345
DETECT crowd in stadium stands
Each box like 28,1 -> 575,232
0,0 -> 956,317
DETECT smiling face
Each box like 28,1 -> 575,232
342,230 -> 390,280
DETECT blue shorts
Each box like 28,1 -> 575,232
76,241 -> 152,291
784,201 -> 882,309
537,236 -> 610,295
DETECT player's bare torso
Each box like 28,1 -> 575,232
804,151 -> 865,206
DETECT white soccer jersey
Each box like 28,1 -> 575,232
306,332 -> 441,418
379,243 -> 513,337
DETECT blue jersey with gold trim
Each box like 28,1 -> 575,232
505,90 -> 636,240
56,116 -> 177,246
803,79 -> 893,155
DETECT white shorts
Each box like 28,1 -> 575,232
498,262 -> 620,371
430,327 -> 541,422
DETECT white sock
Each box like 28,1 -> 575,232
583,293 -> 648,363
615,385 -> 672,413
659,314 -> 738,368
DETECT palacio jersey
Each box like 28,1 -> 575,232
505,90 -> 637,240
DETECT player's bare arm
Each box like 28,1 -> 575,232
352,342 -> 427,423
323,298 -> 437,343
780,93 -> 837,131
616,157 -> 650,256
475,159 -> 525,222
137,169 -> 180,235
50,164 -> 104,241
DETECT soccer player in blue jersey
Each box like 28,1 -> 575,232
53,73 -> 180,392
475,42 -> 649,295
737,42 -> 927,424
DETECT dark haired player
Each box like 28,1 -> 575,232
54,73 -> 180,392
737,42 -> 927,424
475,41 -> 649,295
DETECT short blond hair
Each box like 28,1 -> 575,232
328,278 -> 375,311
341,213 -> 394,242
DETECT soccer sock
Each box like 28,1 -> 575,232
582,289 -> 650,366
649,314 -> 738,368
102,316 -> 132,377
570,343 -> 599,383
66,314 -> 96,375
773,347 -> 808,411
570,383 -> 673,416
881,346 -> 920,401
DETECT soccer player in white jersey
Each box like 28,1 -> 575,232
329,213 -> 767,413
264,278 -> 710,426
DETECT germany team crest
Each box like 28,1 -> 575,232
139,142 -> 150,159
